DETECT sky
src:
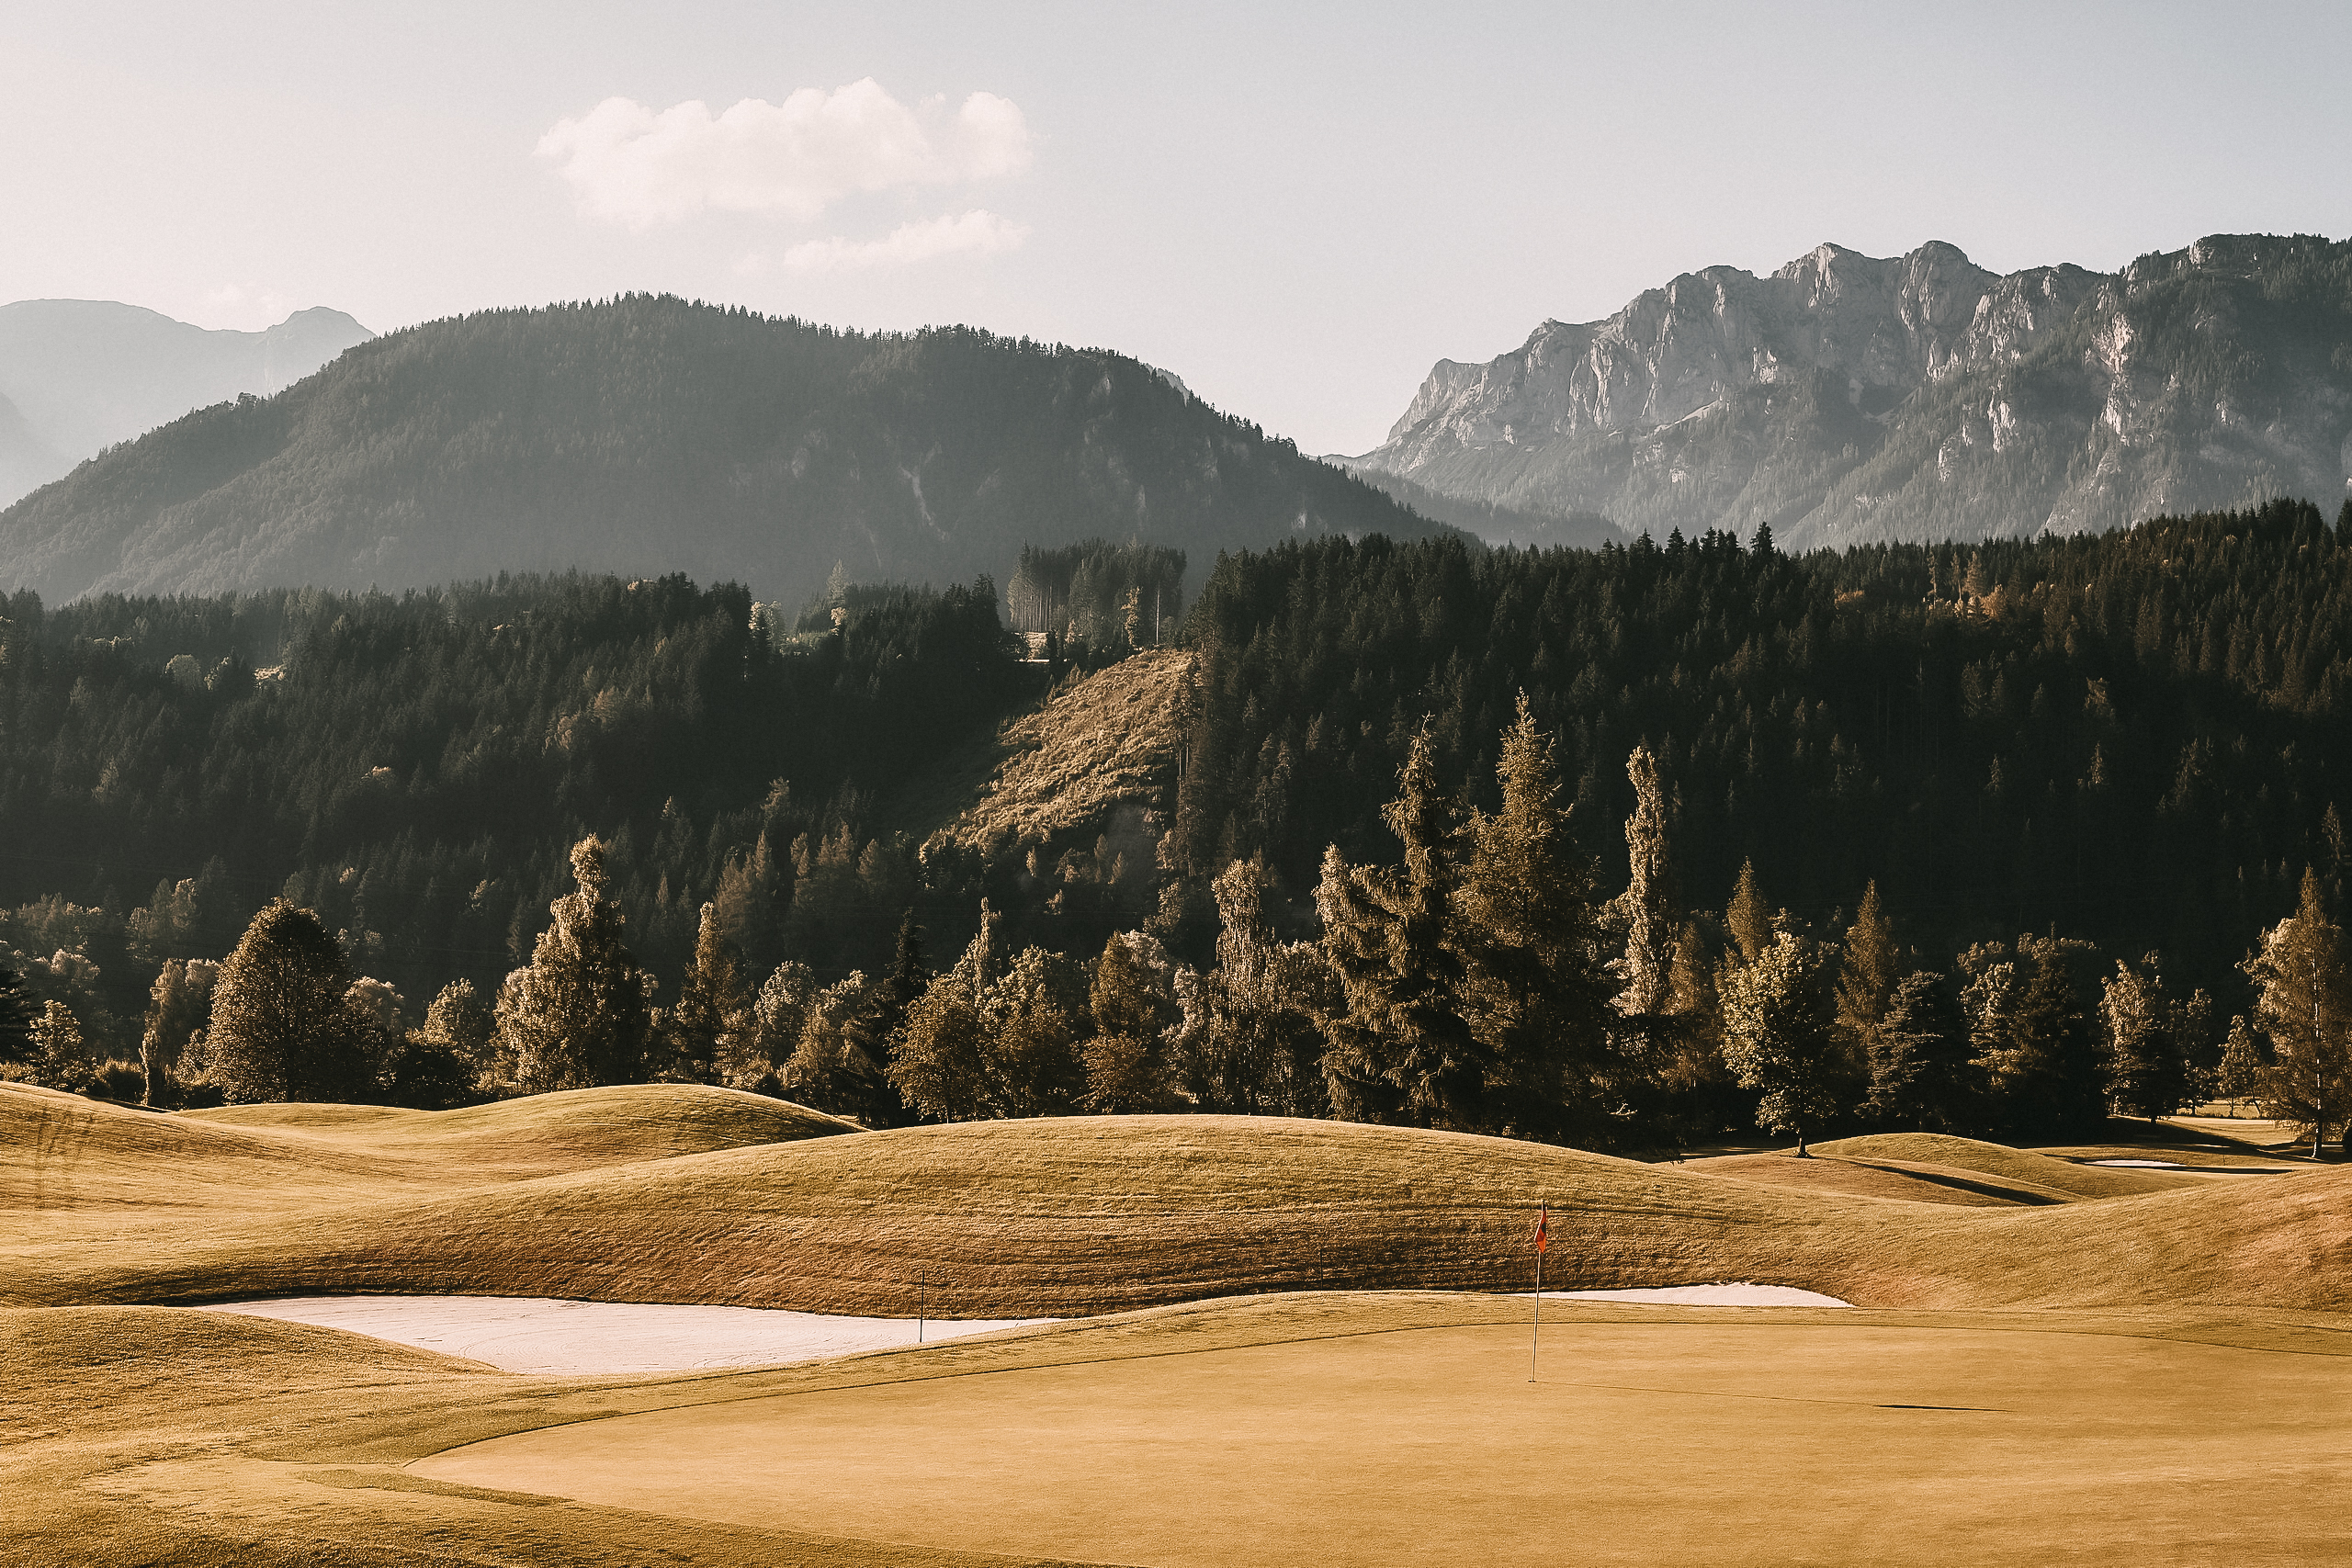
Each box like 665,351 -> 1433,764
4,0 -> 2349,457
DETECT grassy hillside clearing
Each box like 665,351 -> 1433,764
7,1292 -> 2351,1567
911,645 -> 1190,859
8,1108 -> 2349,1314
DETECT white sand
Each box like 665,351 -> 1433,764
2087,1158 -> 2189,1168
1542,1284 -> 1850,1307
199,1295 -> 1056,1375
203,1283 -> 1847,1374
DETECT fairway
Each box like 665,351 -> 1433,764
412,1308 -> 2352,1568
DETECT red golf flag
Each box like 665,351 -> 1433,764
1532,1205 -> 1548,1253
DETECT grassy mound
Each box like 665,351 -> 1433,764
1804,1133 -> 2196,1199
1,1080 -> 854,1224
1688,1151 -> 2079,1207
10,1111 -> 2351,1315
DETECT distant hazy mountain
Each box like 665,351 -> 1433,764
0,296 -> 1447,605
1353,233 -> 2352,547
1347,467 -> 1620,550
0,299 -> 374,506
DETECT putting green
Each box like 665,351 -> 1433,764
413,1310 -> 2352,1567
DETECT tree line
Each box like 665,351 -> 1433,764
5,498 -> 2351,1153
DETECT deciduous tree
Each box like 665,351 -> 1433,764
206,901 -> 373,1102
1719,929 -> 1843,1155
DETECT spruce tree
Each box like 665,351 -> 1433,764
494,838 -> 656,1092
1865,970 -> 1974,1132
2100,954 -> 2189,1122
664,902 -> 753,1084
1455,694 -> 1616,1141
1725,860 -> 1771,967
2243,868 -> 2352,1158
1315,729 -> 1482,1128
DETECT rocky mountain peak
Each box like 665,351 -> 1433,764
1353,232 -> 2352,549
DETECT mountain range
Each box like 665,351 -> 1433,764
1351,232 -> 2352,548
0,297 -> 1442,607
0,300 -> 374,508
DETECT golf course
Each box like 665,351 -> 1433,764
6,1079 -> 2348,1564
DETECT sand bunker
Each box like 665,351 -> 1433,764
1545,1284 -> 1850,1307
200,1295 -> 1054,1375
204,1285 -> 1846,1374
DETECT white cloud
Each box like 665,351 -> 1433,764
537,80 -> 1031,230
779,210 -> 1031,274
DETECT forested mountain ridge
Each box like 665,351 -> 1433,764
0,296 -> 1446,606
6,499 -> 2351,1102
0,299 -> 372,507
1163,497 -> 2352,1010
1355,233 -> 2352,549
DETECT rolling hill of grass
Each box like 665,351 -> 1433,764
1687,1151 -> 2085,1208
0,1081 -> 854,1220
7,1102 -> 2348,1315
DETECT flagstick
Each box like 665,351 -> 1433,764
1531,1240 -> 1541,1384
918,1271 -> 927,1345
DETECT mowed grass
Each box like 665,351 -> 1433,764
10,1292 -> 2352,1567
8,1095 -> 2351,1314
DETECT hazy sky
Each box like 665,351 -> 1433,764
6,1 -> 2348,455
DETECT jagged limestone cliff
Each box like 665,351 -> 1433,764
1355,233 -> 2352,547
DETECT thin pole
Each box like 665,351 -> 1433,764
1530,1203 -> 1547,1384
1531,1246 -> 1542,1383
918,1272 -> 927,1344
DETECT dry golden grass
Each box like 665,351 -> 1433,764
10,1292 -> 2352,1566
1803,1132 -> 2201,1199
924,647 -> 1190,856
10,1106 -> 2350,1314
1687,1150 -> 2082,1207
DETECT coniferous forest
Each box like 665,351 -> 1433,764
5,498 -> 2351,1150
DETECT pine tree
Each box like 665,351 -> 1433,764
494,838 -> 656,1092
2214,1015 -> 2268,1111
206,901 -> 372,1103
404,978 -> 497,1103
1719,929 -> 1843,1155
2243,867 -> 2352,1158
1454,694 -> 1617,1141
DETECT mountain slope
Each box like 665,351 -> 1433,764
1356,232 -> 2352,547
0,299 -> 373,505
0,296 -> 1446,605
